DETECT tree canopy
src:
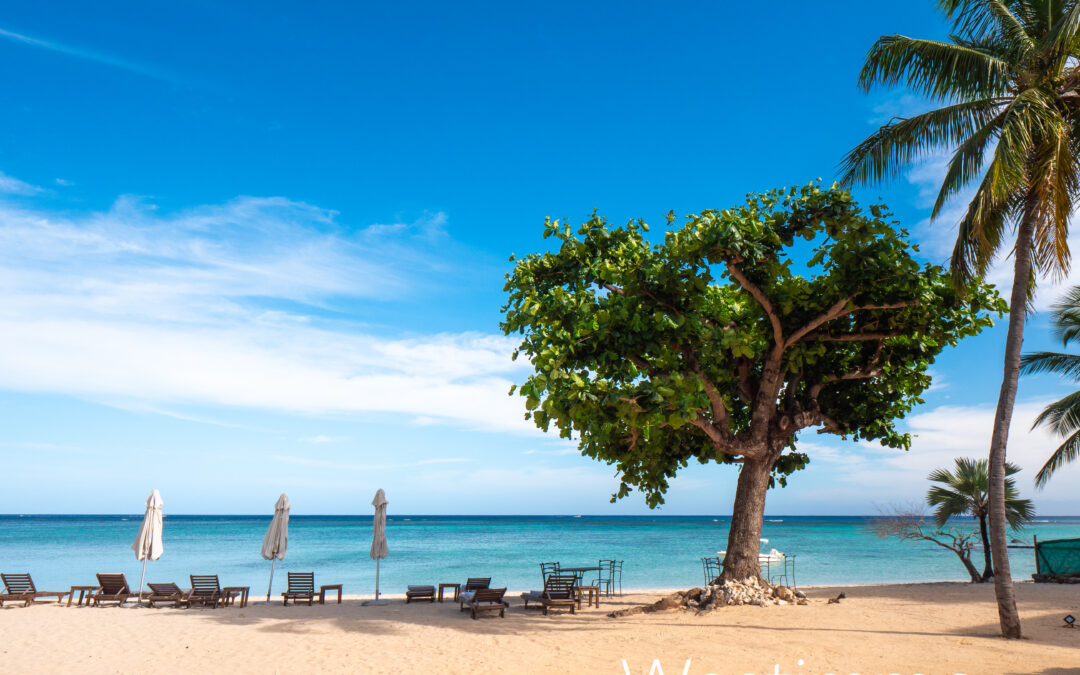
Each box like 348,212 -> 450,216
501,183 -> 1003,508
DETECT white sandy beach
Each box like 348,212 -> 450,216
1,582 -> 1077,674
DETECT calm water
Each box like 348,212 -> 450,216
1,515 -> 1077,596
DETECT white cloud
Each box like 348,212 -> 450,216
0,171 -> 42,196
299,435 -> 341,444
803,400 -> 1080,513
0,186 -> 534,433
0,26 -> 170,80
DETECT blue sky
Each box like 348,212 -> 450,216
1,1 -> 1078,515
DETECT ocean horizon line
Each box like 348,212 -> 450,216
2,513 -> 1079,520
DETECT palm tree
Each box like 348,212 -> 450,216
927,457 -> 1035,581
841,0 -> 1080,638
1020,285 -> 1080,485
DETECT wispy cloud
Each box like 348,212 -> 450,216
0,171 -> 42,196
0,27 -> 171,80
273,455 -> 473,471
799,399 -> 1080,513
0,175 -> 532,433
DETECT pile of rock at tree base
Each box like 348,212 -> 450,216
607,577 -> 808,618
1032,572 -> 1080,584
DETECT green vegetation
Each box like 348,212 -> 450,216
927,457 -> 1035,581
1021,286 -> 1080,486
843,0 -> 1080,638
501,183 -> 1000,581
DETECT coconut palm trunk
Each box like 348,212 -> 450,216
985,202 -> 1037,639
977,513 -> 993,581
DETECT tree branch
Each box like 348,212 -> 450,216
785,299 -> 915,347
807,331 -> 903,342
726,261 -> 783,349
685,351 -> 731,439
808,341 -> 886,400
689,416 -> 740,455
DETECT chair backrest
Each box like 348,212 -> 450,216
148,582 -> 181,595
702,556 -> 721,585
190,575 -> 221,597
287,572 -> 315,593
543,574 -> 576,599
539,562 -> 559,583
471,587 -> 507,604
613,560 -> 624,578
96,573 -> 129,594
598,559 -> 614,579
463,577 -> 490,592
1,573 -> 35,594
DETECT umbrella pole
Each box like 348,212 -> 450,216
267,558 -> 276,603
138,557 -> 147,607
375,557 -> 380,600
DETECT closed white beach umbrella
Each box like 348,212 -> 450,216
362,489 -> 389,606
132,489 -> 164,604
261,493 -> 290,602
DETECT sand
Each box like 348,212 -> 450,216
2,582 -> 1078,674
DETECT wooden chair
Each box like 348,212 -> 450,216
1,573 -> 69,605
147,582 -> 190,608
189,575 -> 223,608
611,561 -> 624,596
282,572 -> 316,606
522,574 -> 577,614
466,587 -> 508,619
457,577 -> 491,611
701,556 -> 721,587
91,573 -> 131,606
539,575 -> 577,615
405,585 -> 436,603
539,562 -> 559,585
591,559 -> 615,597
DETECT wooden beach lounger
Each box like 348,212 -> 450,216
522,574 -> 576,615
147,582 -> 190,608
282,572 -> 316,606
466,588 -> 508,619
405,585 -> 436,603
457,577 -> 491,611
189,575 -> 225,608
1,573 -> 69,606
91,573 -> 131,606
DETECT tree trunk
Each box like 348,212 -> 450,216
721,456 -> 773,581
955,549 -> 983,583
985,203 -> 1037,639
978,513 -> 993,582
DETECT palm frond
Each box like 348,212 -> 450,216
841,99 -> 1005,186
932,106 -> 1008,217
858,35 -> 1014,101
1035,427 -> 1080,488
940,0 -> 1036,54
1030,389 -> 1080,435
1028,118 -> 1078,281
1019,351 -> 1080,378
1048,286 -> 1080,345
1038,0 -> 1080,60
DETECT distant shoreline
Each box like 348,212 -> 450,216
2,513 -> 1079,519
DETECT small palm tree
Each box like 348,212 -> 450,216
1020,285 -> 1080,485
927,457 -> 1035,581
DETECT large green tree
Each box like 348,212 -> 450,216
927,457 -> 1035,580
1020,285 -> 1080,485
501,183 -> 1000,581
841,0 -> 1080,637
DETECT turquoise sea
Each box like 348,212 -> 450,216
1,515 -> 1077,596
